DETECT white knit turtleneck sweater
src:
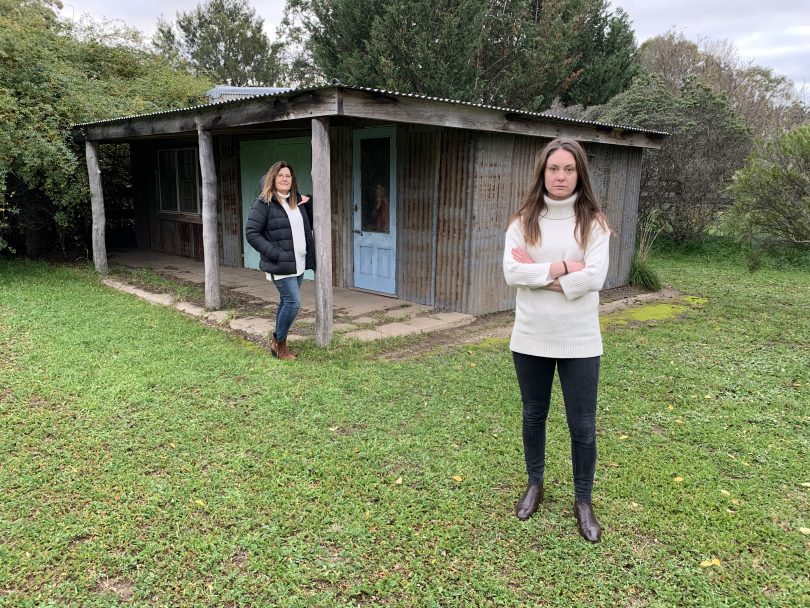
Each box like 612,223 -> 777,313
503,193 -> 610,358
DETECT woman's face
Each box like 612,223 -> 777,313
274,168 -> 293,195
544,149 -> 578,200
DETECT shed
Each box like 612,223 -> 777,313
73,83 -> 665,345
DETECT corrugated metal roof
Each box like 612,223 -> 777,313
73,83 -> 668,136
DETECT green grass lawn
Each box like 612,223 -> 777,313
0,246 -> 808,607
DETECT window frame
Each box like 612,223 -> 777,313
157,147 -> 202,216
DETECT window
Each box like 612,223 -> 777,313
158,149 -> 200,214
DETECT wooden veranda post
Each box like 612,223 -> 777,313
311,117 -> 334,347
85,140 -> 108,274
197,128 -> 221,310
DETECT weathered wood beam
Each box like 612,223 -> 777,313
339,89 -> 665,149
197,128 -> 221,310
85,140 -> 108,274
311,117 -> 334,347
83,91 -> 338,142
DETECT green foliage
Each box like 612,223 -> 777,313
0,0 -> 211,255
638,31 -> 808,139
1,250 -> 808,605
282,0 -> 637,109
588,74 -> 752,241
628,254 -> 661,291
155,0 -> 282,86
726,125 -> 810,250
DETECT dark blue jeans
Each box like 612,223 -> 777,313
271,274 -> 303,341
512,352 -> 600,502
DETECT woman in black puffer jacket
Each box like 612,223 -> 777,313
245,161 -> 316,360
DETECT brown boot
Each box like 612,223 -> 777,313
515,484 -> 544,521
270,335 -> 279,358
573,500 -> 602,543
276,338 -> 297,361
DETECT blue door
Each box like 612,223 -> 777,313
353,127 -> 397,294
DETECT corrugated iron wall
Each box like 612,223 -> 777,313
466,133 -> 543,315
587,143 -> 642,288
330,126 -> 353,287
398,126 -> 440,306
217,135 -> 242,267
434,129 -> 475,310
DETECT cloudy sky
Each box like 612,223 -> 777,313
59,0 -> 810,91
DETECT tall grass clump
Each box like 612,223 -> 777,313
629,210 -> 663,291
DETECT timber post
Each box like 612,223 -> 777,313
311,117 -> 334,347
197,127 -> 221,310
85,140 -> 108,274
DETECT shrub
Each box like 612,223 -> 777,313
727,124 -> 810,248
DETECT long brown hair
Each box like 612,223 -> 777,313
510,138 -> 609,247
260,161 -> 299,208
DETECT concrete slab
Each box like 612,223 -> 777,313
229,316 -> 274,337
384,304 -> 432,320
204,310 -> 233,324
107,250 -> 482,345
375,322 -> 421,338
406,316 -> 451,332
351,316 -> 376,325
175,302 -> 206,317
343,329 -> 384,342
427,312 -> 474,328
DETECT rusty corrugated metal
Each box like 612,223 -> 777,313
587,143 -> 636,289
466,133 -> 543,315
398,126 -> 440,306
434,129 -> 474,311
330,126 -> 353,288
217,135 -> 242,267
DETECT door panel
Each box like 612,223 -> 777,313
353,128 -> 396,294
240,138 -> 312,278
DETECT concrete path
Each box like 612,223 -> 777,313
105,250 -> 474,343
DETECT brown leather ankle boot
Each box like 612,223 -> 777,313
276,338 -> 297,361
515,484 -> 544,521
573,500 -> 602,542
270,335 -> 279,358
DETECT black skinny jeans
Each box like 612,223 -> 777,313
512,351 -> 600,503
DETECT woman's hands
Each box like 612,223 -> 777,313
511,248 -> 583,292
512,248 -> 584,277
511,247 -> 534,264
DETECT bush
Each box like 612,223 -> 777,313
727,125 -> 810,249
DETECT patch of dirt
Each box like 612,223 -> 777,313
94,576 -> 134,603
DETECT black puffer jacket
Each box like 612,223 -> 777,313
245,193 -> 316,275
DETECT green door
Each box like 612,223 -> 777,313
240,137 -> 313,271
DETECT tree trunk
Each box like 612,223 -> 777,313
85,140 -> 108,274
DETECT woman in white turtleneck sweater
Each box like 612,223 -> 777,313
503,138 -> 611,543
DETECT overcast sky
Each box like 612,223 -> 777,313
59,0 -> 809,92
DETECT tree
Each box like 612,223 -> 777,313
281,0 -> 637,109
727,125 -> 810,247
638,31 -> 808,139
586,74 -> 752,241
154,0 -> 282,86
0,0 -> 210,255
